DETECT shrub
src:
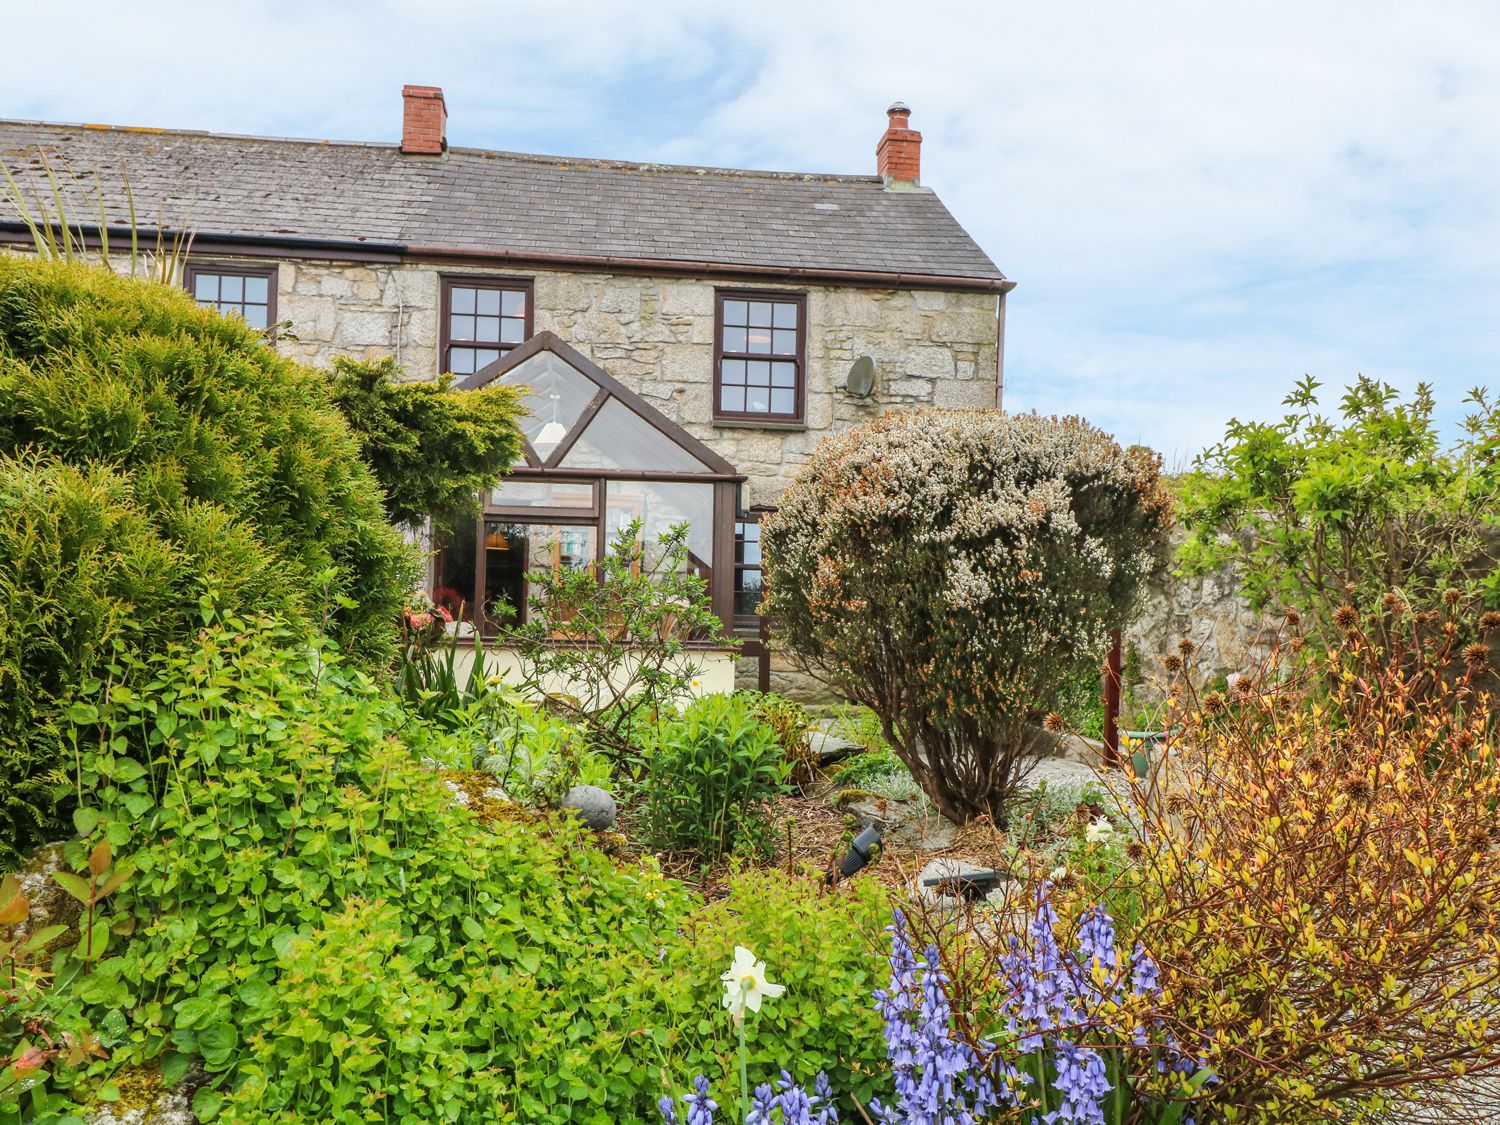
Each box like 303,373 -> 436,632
742,692 -> 818,786
1121,604 -> 1500,1121
636,693 -> 791,861
0,256 -> 417,861
326,355 -> 525,529
1178,375 -> 1500,653
761,408 -> 1172,824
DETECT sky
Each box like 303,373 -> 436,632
3,0 -> 1498,462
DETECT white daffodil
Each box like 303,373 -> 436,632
720,945 -> 784,1023
1085,816 -> 1115,844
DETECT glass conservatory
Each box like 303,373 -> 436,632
431,332 -> 746,644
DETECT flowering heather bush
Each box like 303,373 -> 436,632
1122,604 -> 1500,1121
761,409 -> 1172,823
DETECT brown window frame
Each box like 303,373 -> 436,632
184,262 -> 278,331
438,274 -> 534,377
713,289 -> 807,424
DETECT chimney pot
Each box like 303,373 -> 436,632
402,84 -> 447,155
876,100 -> 921,185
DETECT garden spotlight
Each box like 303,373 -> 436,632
830,825 -> 882,883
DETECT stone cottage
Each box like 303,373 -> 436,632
0,87 -> 1011,695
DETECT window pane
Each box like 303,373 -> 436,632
747,387 -> 770,412
452,286 -> 476,314
489,480 -> 595,509
561,397 -> 708,472
748,302 -> 773,327
734,569 -> 763,617
772,329 -> 797,355
244,276 -> 269,303
244,304 -> 268,330
770,388 -> 795,415
433,516 -> 478,623
502,290 -> 526,316
473,349 -> 502,371
451,314 -> 476,342
484,521 -> 597,629
500,317 -> 525,344
449,348 -> 476,375
499,350 -> 599,450
721,385 -> 746,412
721,359 -> 746,386
746,327 -> 771,354
747,361 -> 771,387
723,299 -> 748,326
475,288 -> 501,315
220,275 -> 243,301
194,275 -> 217,300
771,362 -> 797,388
475,316 -> 501,343
773,303 -> 798,329
722,327 -> 747,353
606,480 -> 714,577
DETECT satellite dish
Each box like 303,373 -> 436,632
845,355 -> 877,398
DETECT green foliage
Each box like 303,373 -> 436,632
505,521 -> 737,755
1178,375 -> 1500,649
474,694 -> 612,807
636,693 -> 791,861
327,355 -> 525,529
740,692 -> 817,786
763,409 -> 1173,825
0,256 -> 417,861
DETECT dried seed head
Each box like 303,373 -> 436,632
1341,773 -> 1372,801
1165,792 -> 1189,816
1234,675 -> 1256,696
1289,635 -> 1305,652
1344,629 -> 1363,648
1334,604 -> 1359,630
1382,591 -> 1406,614
1177,637 -> 1197,658
1201,691 -> 1227,715
1416,610 -> 1440,627
1126,841 -> 1148,863
1162,653 -> 1184,674
1043,712 -> 1066,733
1457,728 -> 1478,751
1481,611 -> 1500,633
1306,754 -> 1327,774
1464,641 -> 1491,671
1469,824 -> 1493,850
1284,608 -> 1301,627
1444,587 -> 1463,606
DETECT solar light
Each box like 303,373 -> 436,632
829,825 -> 882,883
920,868 -> 1002,902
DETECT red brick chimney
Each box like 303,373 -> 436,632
401,85 -> 447,155
876,101 -> 922,185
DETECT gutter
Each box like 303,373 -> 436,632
0,221 -> 1016,294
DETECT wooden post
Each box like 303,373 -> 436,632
1103,629 -> 1123,769
757,609 -> 771,694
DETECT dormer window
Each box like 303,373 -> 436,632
440,276 -> 532,376
714,290 -> 806,423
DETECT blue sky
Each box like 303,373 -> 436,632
4,0 -> 1498,461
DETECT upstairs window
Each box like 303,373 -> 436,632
186,264 -> 275,330
714,290 -> 806,423
441,276 -> 532,376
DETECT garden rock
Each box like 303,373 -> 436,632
888,812 -> 960,852
914,857 -> 1022,910
809,726 -> 862,767
560,785 -> 617,830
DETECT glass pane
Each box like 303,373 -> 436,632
451,286 -> 476,314
220,275 -> 244,301
773,303 -> 798,329
722,327 -> 747,353
747,361 -> 771,386
748,301 -> 773,327
561,397 -> 708,472
244,304 -> 268,330
473,349 -> 502,372
721,385 -> 746,412
433,517 -> 478,623
772,329 -> 797,355
449,348 -> 476,375
490,480 -> 595,509
245,276 -> 269,303
482,521 -> 598,630
771,388 -> 795,415
746,327 -> 772,354
500,317 -> 525,344
723,299 -> 748,326
194,274 -> 217,300
737,522 -> 762,566
451,314 -> 476,342
735,570 -> 763,617
771,362 -> 797,388
748,387 -> 770,413
499,350 -> 600,451
475,316 -> 501,343
721,359 -> 746,386
606,480 -> 715,577
502,290 -> 526,316
475,288 -> 501,315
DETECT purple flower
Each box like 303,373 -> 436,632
683,1075 -> 718,1125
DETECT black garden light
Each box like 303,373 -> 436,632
920,867 -> 1002,902
829,825 -> 882,883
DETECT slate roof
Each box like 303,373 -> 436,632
0,119 -> 1005,285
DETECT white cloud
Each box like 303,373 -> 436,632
3,0 -> 1497,454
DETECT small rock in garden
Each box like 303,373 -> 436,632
809,729 -> 863,766
839,797 -> 890,831
889,812 -> 960,851
914,857 -> 997,906
560,785 -> 617,830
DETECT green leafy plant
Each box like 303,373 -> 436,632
636,694 -> 791,861
763,409 -> 1172,824
504,521 -> 737,756
326,355 -> 525,529
1178,375 -> 1500,653
741,692 -> 817,787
